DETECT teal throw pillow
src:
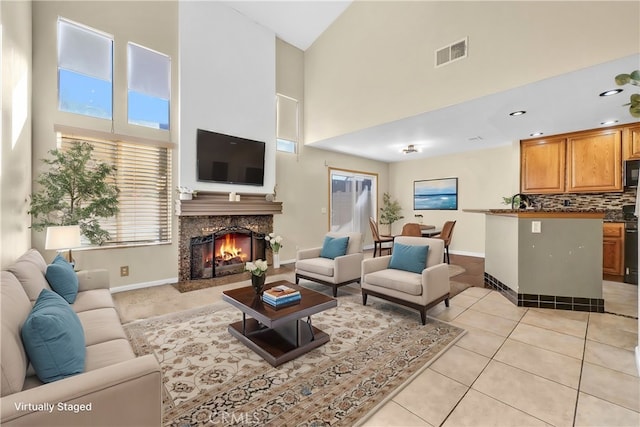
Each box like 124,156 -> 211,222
21,289 -> 86,383
320,236 -> 350,259
45,253 -> 79,303
389,243 -> 429,274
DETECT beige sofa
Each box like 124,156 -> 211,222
1,249 -> 161,426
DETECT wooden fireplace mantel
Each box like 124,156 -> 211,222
175,192 -> 283,216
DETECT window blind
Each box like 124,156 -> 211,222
127,42 -> 171,100
60,133 -> 172,245
276,94 -> 299,143
57,18 -> 113,82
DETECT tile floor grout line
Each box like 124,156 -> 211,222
572,313 -> 591,426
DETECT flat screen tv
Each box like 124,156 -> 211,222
414,178 -> 458,210
196,129 -> 265,186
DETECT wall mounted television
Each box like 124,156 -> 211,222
414,177 -> 458,210
196,129 -> 265,186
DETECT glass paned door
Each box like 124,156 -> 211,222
329,169 -> 377,237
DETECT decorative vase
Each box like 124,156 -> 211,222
251,274 -> 266,295
273,253 -> 280,269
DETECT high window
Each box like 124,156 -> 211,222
127,42 -> 171,130
58,128 -> 172,246
276,94 -> 298,153
57,18 -> 113,120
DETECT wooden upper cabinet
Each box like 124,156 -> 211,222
565,129 -> 622,193
520,138 -> 566,194
623,124 -> 640,160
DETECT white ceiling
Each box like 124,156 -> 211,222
223,2 -> 639,164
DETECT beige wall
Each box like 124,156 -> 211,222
275,39 -> 389,260
389,144 -> 521,256
31,1 -> 179,288
305,1 -> 640,144
1,0 -> 32,268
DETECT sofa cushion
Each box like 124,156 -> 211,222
6,249 -> 51,302
21,289 -> 86,383
77,308 -> 128,346
1,272 -> 33,396
389,243 -> 429,274
320,236 -> 349,259
85,339 -> 135,372
72,289 -> 116,313
45,254 -> 79,303
364,269 -> 423,296
296,257 -> 335,277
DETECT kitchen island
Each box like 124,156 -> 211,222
483,209 -> 605,312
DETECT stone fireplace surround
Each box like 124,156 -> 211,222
176,191 -> 283,287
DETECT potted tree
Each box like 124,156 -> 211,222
29,142 -> 119,245
379,192 -> 404,235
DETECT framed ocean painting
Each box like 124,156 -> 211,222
413,178 -> 458,210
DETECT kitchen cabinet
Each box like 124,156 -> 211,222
623,124 -> 640,160
603,222 -> 624,276
566,128 -> 622,193
521,127 -> 623,194
520,138 -> 566,193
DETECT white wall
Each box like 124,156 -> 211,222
0,0 -> 32,267
179,1 -> 276,195
389,143 -> 521,256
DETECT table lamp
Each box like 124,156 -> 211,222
45,225 -> 81,266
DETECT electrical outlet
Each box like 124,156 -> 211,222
531,221 -> 541,233
120,266 -> 129,277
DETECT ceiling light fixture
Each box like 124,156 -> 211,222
600,119 -> 619,126
509,110 -> 526,116
530,132 -> 544,137
599,89 -> 623,97
402,144 -> 418,154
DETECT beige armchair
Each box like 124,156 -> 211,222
361,236 -> 450,324
295,232 -> 363,297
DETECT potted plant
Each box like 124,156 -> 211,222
29,142 -> 119,245
614,70 -> 640,118
379,192 -> 404,234
265,233 -> 283,268
245,259 -> 268,295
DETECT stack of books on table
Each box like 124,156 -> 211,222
262,285 -> 301,307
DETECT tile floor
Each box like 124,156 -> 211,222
361,286 -> 640,427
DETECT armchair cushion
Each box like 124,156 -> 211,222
364,269 -> 423,296
389,243 -> 429,274
45,254 -> 79,303
320,236 -> 349,259
295,257 -> 335,277
21,289 -> 86,383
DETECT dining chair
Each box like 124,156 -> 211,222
400,223 -> 422,237
434,220 -> 456,264
369,217 -> 393,257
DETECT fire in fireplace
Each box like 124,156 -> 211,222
190,226 -> 265,279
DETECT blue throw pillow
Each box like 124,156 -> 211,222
320,236 -> 350,259
21,289 -> 86,383
389,243 -> 429,274
45,254 -> 79,303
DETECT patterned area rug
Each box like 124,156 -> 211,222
124,291 -> 465,426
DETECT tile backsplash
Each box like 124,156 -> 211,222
528,188 -> 637,220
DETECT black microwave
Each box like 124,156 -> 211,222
624,159 -> 640,188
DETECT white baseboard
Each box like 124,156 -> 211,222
110,277 -> 178,293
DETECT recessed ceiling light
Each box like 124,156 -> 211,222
600,119 -> 619,126
530,132 -> 544,137
599,89 -> 623,97
509,110 -> 526,116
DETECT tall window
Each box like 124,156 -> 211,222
59,130 -> 172,245
127,42 -> 171,130
329,168 -> 378,238
57,18 -> 113,120
276,94 -> 298,153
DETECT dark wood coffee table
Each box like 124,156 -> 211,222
222,280 -> 337,367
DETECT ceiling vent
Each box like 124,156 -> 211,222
435,37 -> 468,68
402,144 -> 418,154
